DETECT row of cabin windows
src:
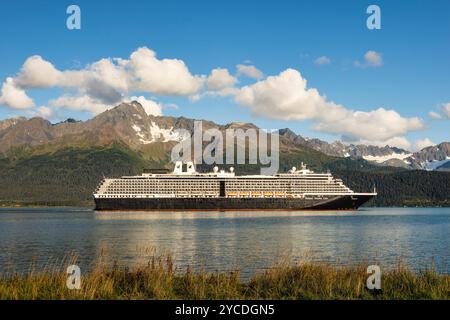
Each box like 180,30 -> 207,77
106,183 -> 349,189
110,178 -> 341,184
107,184 -> 345,189
105,188 -> 350,194
108,182 -> 345,188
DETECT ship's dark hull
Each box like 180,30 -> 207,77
94,194 -> 374,211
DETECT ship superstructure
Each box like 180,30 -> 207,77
94,161 -> 376,210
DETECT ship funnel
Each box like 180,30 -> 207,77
186,161 -> 196,173
173,161 -> 183,174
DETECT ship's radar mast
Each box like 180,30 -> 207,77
298,162 -> 313,174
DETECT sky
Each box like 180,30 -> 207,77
0,0 -> 449,151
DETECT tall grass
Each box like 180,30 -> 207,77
0,254 -> 448,300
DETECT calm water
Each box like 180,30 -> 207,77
0,207 -> 449,277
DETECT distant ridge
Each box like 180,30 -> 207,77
278,128 -> 450,171
0,101 -> 448,171
0,101 -> 448,207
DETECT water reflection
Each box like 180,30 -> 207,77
0,208 -> 449,278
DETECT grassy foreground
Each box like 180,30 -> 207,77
0,256 -> 448,300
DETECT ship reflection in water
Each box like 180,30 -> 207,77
0,207 -> 449,278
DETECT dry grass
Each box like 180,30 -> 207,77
0,254 -> 448,300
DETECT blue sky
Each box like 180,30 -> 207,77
0,0 -> 449,150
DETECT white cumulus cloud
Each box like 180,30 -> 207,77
34,106 -> 56,119
16,55 -> 62,88
0,46 -> 206,115
313,108 -> 423,144
234,68 -> 424,147
0,47 -> 431,149
428,111 -> 442,120
128,47 -> 204,95
236,64 -> 263,79
128,96 -> 162,116
355,50 -> 383,68
235,69 -> 329,121
0,77 -> 35,109
206,68 -> 238,91
414,138 -> 434,151
352,137 -> 413,150
50,95 -> 110,115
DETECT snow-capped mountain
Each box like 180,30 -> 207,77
0,102 -> 448,172
407,143 -> 450,171
278,128 -> 449,171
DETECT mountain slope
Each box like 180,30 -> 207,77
0,142 -> 157,206
0,101 -> 448,207
278,128 -> 449,170
407,142 -> 450,170
0,102 -> 372,171
0,144 -> 447,207
335,170 -> 450,207
0,102 -> 447,171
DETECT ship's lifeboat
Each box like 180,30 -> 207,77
275,192 -> 286,197
263,191 -> 273,197
227,192 -> 237,197
251,191 -> 262,197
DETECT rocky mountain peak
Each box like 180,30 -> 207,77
279,128 -> 297,139
0,116 -> 27,131
407,142 -> 450,170
0,102 -> 448,171
97,101 -> 148,121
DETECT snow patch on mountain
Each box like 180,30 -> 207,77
363,152 -> 412,164
149,122 -> 185,143
131,121 -> 188,144
132,124 -> 141,132
422,157 -> 450,171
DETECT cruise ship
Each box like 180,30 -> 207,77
93,161 -> 377,210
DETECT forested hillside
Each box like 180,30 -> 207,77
335,170 -> 450,207
0,102 -> 447,207
0,143 -> 448,207
0,143 -> 159,206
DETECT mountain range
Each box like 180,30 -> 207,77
0,101 -> 448,207
1,101 -> 449,171
279,129 -> 450,171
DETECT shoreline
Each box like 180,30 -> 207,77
1,259 -> 448,300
